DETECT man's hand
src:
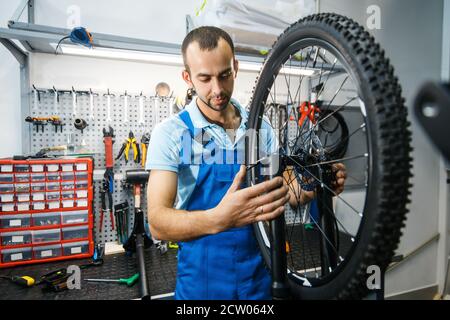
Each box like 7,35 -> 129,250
331,163 -> 347,196
284,162 -> 347,208
210,165 -> 290,232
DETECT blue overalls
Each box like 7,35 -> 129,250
174,110 -> 271,300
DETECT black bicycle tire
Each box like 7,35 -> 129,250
246,13 -> 412,300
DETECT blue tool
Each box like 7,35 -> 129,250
55,27 -> 94,54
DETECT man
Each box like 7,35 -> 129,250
146,26 -> 346,300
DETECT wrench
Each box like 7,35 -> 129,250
136,92 -> 145,126
104,89 -> 115,123
153,96 -> 159,127
53,86 -> 59,114
89,89 -> 95,121
32,85 -> 39,111
120,91 -> 131,124
71,86 -> 77,117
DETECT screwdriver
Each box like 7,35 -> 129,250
84,273 -> 139,287
0,275 -> 35,288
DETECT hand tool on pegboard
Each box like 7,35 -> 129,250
32,84 -> 46,111
116,131 -> 141,164
120,90 -> 131,124
100,126 -> 116,233
114,201 -> 130,244
89,88 -> 98,121
153,96 -> 159,127
71,86 -> 78,118
50,86 -> 59,113
74,118 -> 88,133
136,92 -> 145,126
140,132 -> 151,167
104,89 -> 115,124
25,116 -> 64,133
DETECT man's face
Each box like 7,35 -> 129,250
182,38 -> 238,111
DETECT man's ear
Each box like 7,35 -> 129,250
233,59 -> 239,78
182,69 -> 193,87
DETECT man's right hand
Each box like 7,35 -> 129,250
210,165 -> 290,232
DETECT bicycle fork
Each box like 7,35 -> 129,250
270,216 -> 291,299
263,154 -> 291,300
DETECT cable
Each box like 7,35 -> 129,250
55,36 -> 70,55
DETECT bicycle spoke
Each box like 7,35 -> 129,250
304,153 -> 368,168
286,156 -> 363,217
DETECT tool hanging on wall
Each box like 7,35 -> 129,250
32,85 -> 42,111
32,85 -> 39,111
100,126 -> 115,232
120,91 -> 131,124
52,86 -> 59,113
89,88 -> 97,121
153,96 -> 159,128
114,201 -> 130,244
104,89 -> 115,123
71,86 -> 78,118
137,92 -> 145,126
116,131 -> 141,164
74,118 -> 88,133
140,132 -> 151,167
100,178 -> 115,232
25,116 -> 64,133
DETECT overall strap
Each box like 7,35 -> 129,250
178,109 -> 195,138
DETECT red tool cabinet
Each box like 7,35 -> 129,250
0,157 -> 94,268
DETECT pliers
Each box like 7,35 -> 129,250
99,176 -> 114,232
140,132 -> 151,167
116,131 -> 141,163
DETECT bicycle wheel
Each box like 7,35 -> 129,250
246,13 -> 412,299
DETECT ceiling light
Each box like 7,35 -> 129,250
51,44 -> 316,76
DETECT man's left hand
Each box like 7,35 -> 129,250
331,163 -> 347,196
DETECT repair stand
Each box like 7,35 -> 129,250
123,169 -> 153,300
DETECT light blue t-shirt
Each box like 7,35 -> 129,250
145,97 -> 277,209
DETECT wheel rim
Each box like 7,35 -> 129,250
247,37 -> 373,288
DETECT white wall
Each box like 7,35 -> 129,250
0,0 -> 23,157
34,0 -> 195,44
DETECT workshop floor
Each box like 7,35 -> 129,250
0,245 -> 178,300
0,226 -> 353,300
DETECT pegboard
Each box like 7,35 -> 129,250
264,103 -> 310,226
28,87 -> 176,244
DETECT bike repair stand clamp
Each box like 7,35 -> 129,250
123,169 -> 153,300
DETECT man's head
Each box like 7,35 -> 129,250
181,26 -> 238,112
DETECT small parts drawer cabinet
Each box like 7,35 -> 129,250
0,158 -> 94,267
